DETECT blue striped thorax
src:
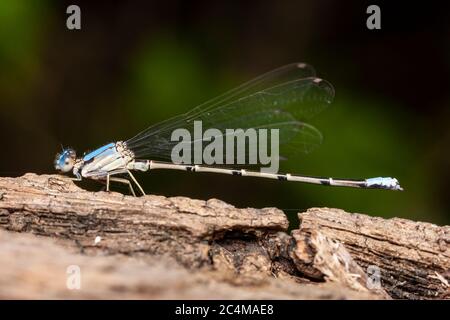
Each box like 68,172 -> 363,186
82,142 -> 115,162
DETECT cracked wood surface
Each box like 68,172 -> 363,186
296,208 -> 449,299
0,174 -> 448,299
0,229 -> 380,299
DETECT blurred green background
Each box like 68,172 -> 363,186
0,1 -> 449,225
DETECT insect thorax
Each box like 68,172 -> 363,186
117,141 -> 135,159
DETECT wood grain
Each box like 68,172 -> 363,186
0,174 -> 448,299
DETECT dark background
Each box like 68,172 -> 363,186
0,1 -> 448,225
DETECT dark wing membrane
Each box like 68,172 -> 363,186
126,64 -> 334,165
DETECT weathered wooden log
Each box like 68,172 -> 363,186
0,229 -> 380,299
0,174 -> 448,299
0,174 -> 288,270
292,208 -> 449,299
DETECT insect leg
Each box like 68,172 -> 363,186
108,176 -> 137,197
126,169 -> 146,196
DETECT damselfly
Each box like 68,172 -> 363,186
54,63 -> 403,196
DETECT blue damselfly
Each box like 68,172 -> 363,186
54,63 -> 402,196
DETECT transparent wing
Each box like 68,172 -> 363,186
126,63 -> 334,165
127,63 -> 316,143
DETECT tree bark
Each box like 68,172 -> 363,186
0,174 -> 448,299
293,208 -> 449,299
